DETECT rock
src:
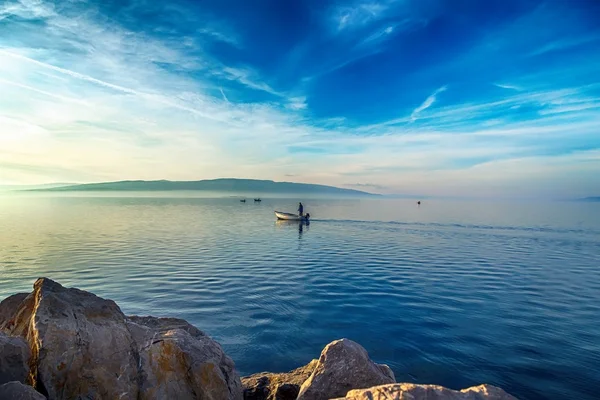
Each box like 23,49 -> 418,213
2,278 -> 242,400
242,359 -> 318,400
2,278 -> 140,399
332,383 -> 518,399
296,339 -> 395,400
0,333 -> 30,385
0,381 -> 46,400
127,316 -> 242,400
0,293 -> 28,327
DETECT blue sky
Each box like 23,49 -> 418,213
0,0 -> 599,197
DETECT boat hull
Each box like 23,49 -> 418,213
275,211 -> 308,221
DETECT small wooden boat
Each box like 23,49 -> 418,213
275,211 -> 310,221
240,199 -> 246,203
254,198 -> 262,202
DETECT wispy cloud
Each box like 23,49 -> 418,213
1,0 -> 599,197
494,83 -> 522,91
219,87 -> 230,103
0,77 -> 90,105
411,85 -> 447,121
529,34 -> 600,57
198,27 -> 241,48
218,66 -> 282,96
335,1 -> 389,31
287,96 -> 307,110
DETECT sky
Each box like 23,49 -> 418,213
0,0 -> 599,197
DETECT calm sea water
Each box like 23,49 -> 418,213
1,193 -> 599,400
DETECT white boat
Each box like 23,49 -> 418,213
275,211 -> 309,221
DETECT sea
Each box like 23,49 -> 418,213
1,192 -> 599,400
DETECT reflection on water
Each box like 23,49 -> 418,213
1,194 -> 599,400
275,219 -> 310,237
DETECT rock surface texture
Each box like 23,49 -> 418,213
0,278 -> 242,400
0,294 -> 28,330
0,332 -> 30,385
242,359 -> 318,400
332,383 -> 518,400
297,339 -> 395,400
127,316 -> 243,400
0,381 -> 46,400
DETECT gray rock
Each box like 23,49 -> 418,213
0,293 -> 28,328
0,333 -> 30,385
332,383 -> 518,400
2,278 -> 243,400
127,316 -> 243,400
297,339 -> 395,400
242,359 -> 318,400
0,381 -> 46,400
3,278 -> 139,399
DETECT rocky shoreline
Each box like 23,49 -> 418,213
0,279 -> 516,399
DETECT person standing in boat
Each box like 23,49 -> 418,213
298,202 -> 304,217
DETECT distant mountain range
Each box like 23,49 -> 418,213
30,179 -> 377,196
0,183 -> 74,191
580,197 -> 600,202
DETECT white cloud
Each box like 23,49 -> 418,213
287,97 -> 307,110
0,0 -> 598,198
494,83 -> 522,91
410,85 -> 447,121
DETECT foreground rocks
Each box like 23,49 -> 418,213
297,339 -> 395,400
0,332 -> 30,385
0,278 -> 242,400
241,340 -> 515,400
243,359 -> 318,400
243,339 -> 394,400
0,381 -> 46,400
332,383 -> 517,400
0,279 -> 517,400
127,316 -> 242,399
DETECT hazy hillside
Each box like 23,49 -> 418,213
34,179 -> 377,196
0,183 -> 74,191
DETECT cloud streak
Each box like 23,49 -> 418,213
411,86 -> 447,121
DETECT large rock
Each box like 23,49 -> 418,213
0,333 -> 30,385
127,316 -> 242,400
242,359 -> 318,400
296,339 -> 395,400
0,293 -> 28,327
1,278 -> 242,400
332,383 -> 518,400
2,278 -> 140,399
0,381 -> 46,400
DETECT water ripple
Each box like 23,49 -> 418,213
1,196 -> 599,400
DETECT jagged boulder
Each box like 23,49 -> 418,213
0,381 -> 46,400
127,316 -> 242,400
296,339 -> 395,400
0,278 -> 242,400
0,333 -> 30,385
332,383 -> 518,399
0,293 -> 28,328
2,278 -> 140,399
242,359 -> 318,400
243,339 -> 395,400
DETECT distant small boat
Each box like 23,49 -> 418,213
275,211 -> 310,221
254,198 -> 262,202
240,199 -> 246,203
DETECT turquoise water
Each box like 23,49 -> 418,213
1,194 -> 599,399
